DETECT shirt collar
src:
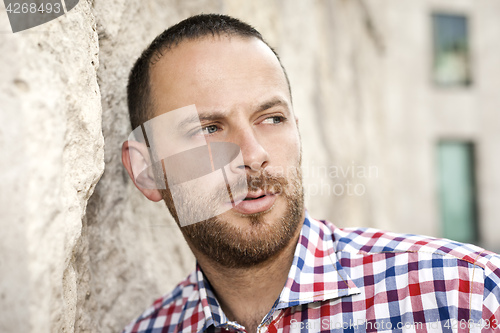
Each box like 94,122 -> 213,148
193,212 -> 360,330
195,266 -> 246,332
275,212 -> 360,309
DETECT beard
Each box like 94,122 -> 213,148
160,164 -> 304,269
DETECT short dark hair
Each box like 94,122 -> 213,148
126,13 -> 291,131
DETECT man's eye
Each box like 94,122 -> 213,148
202,125 -> 219,135
262,116 -> 285,124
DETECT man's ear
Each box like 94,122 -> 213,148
122,141 -> 163,202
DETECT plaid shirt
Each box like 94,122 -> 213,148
123,213 -> 500,332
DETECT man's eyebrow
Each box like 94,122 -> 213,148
176,98 -> 289,129
256,97 -> 289,113
176,112 -> 226,130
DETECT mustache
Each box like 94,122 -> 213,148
163,167 -> 302,226
223,172 -> 290,202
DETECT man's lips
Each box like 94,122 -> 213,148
232,190 -> 277,215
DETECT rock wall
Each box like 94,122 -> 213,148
0,1 -> 103,332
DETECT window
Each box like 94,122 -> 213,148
432,13 -> 471,86
437,141 -> 478,243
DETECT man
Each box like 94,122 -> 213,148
121,14 -> 500,333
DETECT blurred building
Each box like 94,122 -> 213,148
372,0 -> 500,252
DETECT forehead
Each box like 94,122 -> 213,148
148,36 -> 290,116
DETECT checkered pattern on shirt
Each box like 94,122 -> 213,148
122,214 -> 500,333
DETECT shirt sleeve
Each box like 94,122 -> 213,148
482,253 -> 500,331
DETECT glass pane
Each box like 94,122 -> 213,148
432,13 -> 471,86
437,142 -> 477,243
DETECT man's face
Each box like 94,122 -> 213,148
148,36 -> 304,268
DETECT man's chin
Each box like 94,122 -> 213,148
179,192 -> 303,269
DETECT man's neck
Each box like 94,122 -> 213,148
193,219 -> 303,333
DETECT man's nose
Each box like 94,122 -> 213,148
232,128 -> 269,174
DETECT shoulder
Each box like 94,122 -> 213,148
122,270 -> 199,333
319,220 -> 500,319
320,220 -> 500,272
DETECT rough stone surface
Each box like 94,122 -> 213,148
0,1 -> 499,332
0,1 -> 103,332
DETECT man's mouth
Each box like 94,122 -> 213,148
243,195 -> 266,201
233,190 -> 277,215
243,191 -> 267,200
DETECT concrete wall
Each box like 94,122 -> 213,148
0,0 -> 498,332
378,0 -> 500,251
